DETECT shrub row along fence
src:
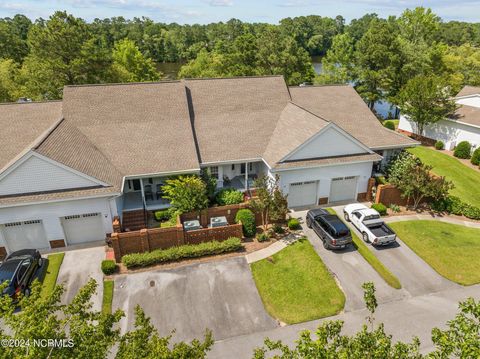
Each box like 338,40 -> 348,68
110,214 -> 243,262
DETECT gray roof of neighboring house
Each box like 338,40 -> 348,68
450,104 -> 480,127
289,85 -> 417,149
263,102 -> 330,166
0,77 -> 419,204
184,76 -> 290,163
0,101 -> 62,172
456,85 -> 480,97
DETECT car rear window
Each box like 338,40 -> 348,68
0,262 -> 17,284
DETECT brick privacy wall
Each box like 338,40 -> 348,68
318,197 -> 328,205
366,177 -> 376,202
357,192 -> 367,201
397,129 -> 436,146
110,221 -> 243,262
0,247 -> 6,261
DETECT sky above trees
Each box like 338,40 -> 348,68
1,0 -> 480,24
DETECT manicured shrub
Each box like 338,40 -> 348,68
154,209 -> 171,221
431,196 -> 480,220
101,260 -> 117,275
287,218 -> 301,230
383,120 -> 395,131
375,176 -> 387,185
453,141 -> 472,159
389,204 -> 401,213
235,209 -> 256,237
434,140 -> 444,150
216,188 -> 244,206
371,203 -> 387,216
122,237 -> 243,269
272,223 -> 285,234
256,232 -> 269,242
471,148 -> 480,166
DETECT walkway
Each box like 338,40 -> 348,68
245,232 -> 303,264
382,213 -> 480,228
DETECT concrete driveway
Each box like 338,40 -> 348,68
113,256 -> 277,342
56,246 -> 105,311
330,206 -> 460,297
292,210 -> 406,311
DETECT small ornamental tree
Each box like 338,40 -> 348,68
200,168 -> 217,204
249,175 -> 288,231
162,175 -> 209,215
387,151 -> 454,209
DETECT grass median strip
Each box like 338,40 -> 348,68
40,252 -> 65,299
326,208 -> 401,289
390,220 -> 480,285
251,238 -> 345,324
102,280 -> 114,314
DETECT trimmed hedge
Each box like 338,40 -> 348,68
471,148 -> 480,166
256,232 -> 269,242
371,203 -> 387,216
431,196 -> 480,220
101,260 -> 117,275
454,141 -> 471,159
235,209 -> 256,237
288,218 -> 301,230
383,121 -> 395,131
216,188 -> 244,206
122,237 -> 243,269
154,209 -> 171,221
434,140 -> 444,150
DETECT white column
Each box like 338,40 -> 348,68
218,166 -> 224,188
139,178 -> 146,206
245,162 -> 248,191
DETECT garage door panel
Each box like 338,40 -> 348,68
288,181 -> 317,207
2,220 -> 49,252
329,176 -> 357,203
61,213 -> 105,245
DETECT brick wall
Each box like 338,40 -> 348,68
184,224 -> 243,245
397,129 -> 436,146
375,184 -> 412,206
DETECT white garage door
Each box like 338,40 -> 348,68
61,213 -> 105,245
288,181 -> 317,207
329,176 -> 358,203
1,220 -> 49,252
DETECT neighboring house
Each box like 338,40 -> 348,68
398,85 -> 480,150
0,76 -> 417,254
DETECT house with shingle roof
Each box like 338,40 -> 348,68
0,76 -> 417,255
399,85 -> 480,150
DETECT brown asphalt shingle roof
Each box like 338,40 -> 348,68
274,153 -> 383,170
289,85 -> 417,149
450,105 -> 480,127
0,101 -> 62,172
456,85 -> 480,97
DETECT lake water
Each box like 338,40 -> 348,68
311,56 -> 397,119
156,57 -> 397,119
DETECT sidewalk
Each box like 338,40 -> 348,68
383,214 -> 480,228
245,232 -> 304,264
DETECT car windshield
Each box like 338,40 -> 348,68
364,214 -> 381,221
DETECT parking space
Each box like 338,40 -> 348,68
331,207 -> 460,297
292,210 -> 407,311
112,256 -> 278,342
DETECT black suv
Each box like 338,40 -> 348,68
0,249 -> 43,299
306,209 -> 353,250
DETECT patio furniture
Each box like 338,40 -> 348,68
210,216 -> 228,228
156,184 -> 163,200
144,184 -> 153,201
183,220 -> 202,231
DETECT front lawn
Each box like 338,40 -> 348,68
408,146 -> 480,207
250,238 -> 345,324
389,220 -> 480,285
102,280 -> 114,314
40,252 -> 65,299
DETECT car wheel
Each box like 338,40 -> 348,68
306,218 -> 312,228
24,288 -> 31,297
344,212 -> 350,222
323,240 -> 330,250
362,232 -> 369,243
38,257 -> 43,268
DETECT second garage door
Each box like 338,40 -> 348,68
288,181 -> 317,207
1,220 -> 49,253
61,213 -> 105,245
329,176 -> 358,203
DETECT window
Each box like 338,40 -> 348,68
231,164 -> 235,170
17,259 -> 31,281
210,166 -> 219,178
132,179 -> 141,191
148,178 -> 153,184
240,163 -> 246,174
249,163 -> 253,172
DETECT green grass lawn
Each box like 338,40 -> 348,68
408,146 -> 480,208
390,220 -> 480,285
250,238 -> 345,324
40,252 -> 65,299
102,280 -> 114,314
326,208 -> 401,289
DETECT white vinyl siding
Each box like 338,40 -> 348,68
0,154 -> 99,196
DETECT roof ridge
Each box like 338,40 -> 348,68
289,83 -> 352,89
288,101 -> 330,123
183,75 -> 284,82
0,100 -> 62,106
65,80 -> 182,89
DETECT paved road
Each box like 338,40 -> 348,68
292,210 -> 406,311
113,256 -> 278,342
209,283 -> 480,358
331,207 -> 460,297
56,246 -> 105,311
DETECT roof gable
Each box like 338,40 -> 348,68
0,152 -> 102,197
456,85 -> 480,98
